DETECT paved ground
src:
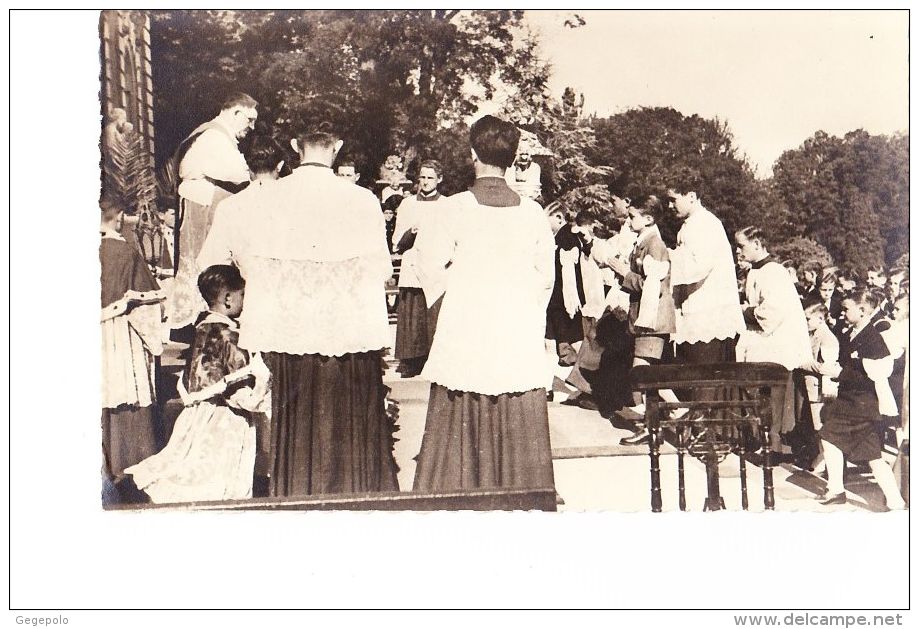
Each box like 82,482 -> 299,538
160,330 -> 904,513
384,364 -> 901,513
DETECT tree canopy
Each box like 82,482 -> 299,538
151,9 -> 536,184
148,10 -> 907,272
772,130 -> 909,271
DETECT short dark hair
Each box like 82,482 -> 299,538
221,92 -> 258,111
820,270 -> 839,287
801,260 -> 823,277
630,194 -> 665,225
198,264 -> 245,309
802,298 -> 828,317
418,159 -> 444,178
470,115 -> 520,169
336,159 -> 356,171
845,285 -> 883,310
574,209 -> 597,227
296,127 -> 340,150
668,167 -> 704,198
547,205 -> 573,223
382,194 -> 403,214
245,134 -> 284,174
736,225 -> 769,249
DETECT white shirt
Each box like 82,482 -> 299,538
391,192 -> 449,289
669,207 -> 745,344
737,259 -> 812,370
178,120 -> 250,206
198,166 -> 393,357
415,191 -> 555,395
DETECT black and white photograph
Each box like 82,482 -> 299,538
8,6 -> 912,617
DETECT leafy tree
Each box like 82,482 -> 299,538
771,236 -> 834,269
149,9 -> 539,182
589,107 -> 766,246
772,129 -> 908,271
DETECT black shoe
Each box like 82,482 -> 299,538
578,397 -> 599,411
620,428 -> 650,446
560,396 -> 581,406
547,391 -> 554,402
817,492 -> 847,506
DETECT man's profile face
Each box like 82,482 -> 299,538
231,106 -> 258,139
667,190 -> 694,220
417,167 -> 442,194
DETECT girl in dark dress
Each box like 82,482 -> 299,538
817,288 -> 906,509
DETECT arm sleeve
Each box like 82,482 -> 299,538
750,267 -> 791,336
415,205 -> 455,304
197,203 -> 236,270
182,130 -> 250,184
620,270 -> 643,294
367,200 -> 394,284
534,213 -> 556,309
669,220 -> 717,286
391,203 -> 414,253
621,238 -> 668,295
395,229 -> 417,254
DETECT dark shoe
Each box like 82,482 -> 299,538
546,391 -> 554,402
620,428 -> 650,446
817,492 -> 847,506
577,397 -> 599,411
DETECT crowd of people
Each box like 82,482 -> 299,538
100,92 -> 909,511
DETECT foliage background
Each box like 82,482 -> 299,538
150,9 -> 908,272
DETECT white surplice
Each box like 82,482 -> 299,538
668,207 -> 746,344
415,191 -> 555,395
737,259 -> 812,370
198,165 -> 393,357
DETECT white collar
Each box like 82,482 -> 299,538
294,164 -> 335,177
199,311 -> 239,330
100,227 -> 125,241
636,224 -> 661,246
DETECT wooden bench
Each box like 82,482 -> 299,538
631,362 -> 790,512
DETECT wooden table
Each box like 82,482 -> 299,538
631,362 -> 790,512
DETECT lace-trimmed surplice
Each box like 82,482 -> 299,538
198,166 -> 393,356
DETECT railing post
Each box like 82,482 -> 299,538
647,393 -> 663,513
761,391 -> 776,511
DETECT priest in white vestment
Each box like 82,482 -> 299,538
197,127 -> 398,496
